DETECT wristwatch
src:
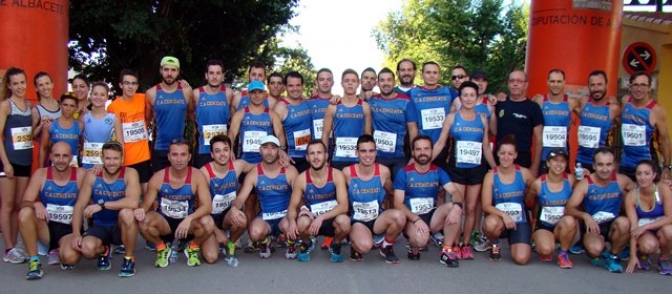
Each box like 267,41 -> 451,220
98,199 -> 106,210
666,165 -> 672,170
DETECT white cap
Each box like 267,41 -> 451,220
260,135 -> 281,147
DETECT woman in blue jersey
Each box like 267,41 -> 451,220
40,92 -> 83,167
525,148 -> 577,269
482,136 -> 534,264
81,82 -> 123,170
625,160 -> 672,275
434,81 -> 496,259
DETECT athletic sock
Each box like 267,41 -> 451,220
382,237 -> 395,249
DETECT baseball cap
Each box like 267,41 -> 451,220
546,148 -> 568,161
471,69 -> 488,80
260,135 -> 281,148
248,80 -> 266,92
160,56 -> 180,68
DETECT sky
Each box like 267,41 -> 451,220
282,0 -> 404,95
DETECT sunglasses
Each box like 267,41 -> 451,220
451,75 -> 466,81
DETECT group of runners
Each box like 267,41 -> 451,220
0,56 -> 670,281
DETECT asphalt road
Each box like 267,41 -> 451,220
1,236 -> 670,294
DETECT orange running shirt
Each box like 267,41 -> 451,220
107,93 -> 150,166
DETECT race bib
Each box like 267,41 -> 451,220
420,108 -> 445,130
335,137 -> 357,158
262,209 -> 287,220
409,197 -> 434,215
160,198 -> 189,219
456,141 -> 482,165
542,126 -> 567,147
638,216 -> 662,227
352,200 -> 379,222
310,200 -> 337,216
621,124 -> 646,147
591,211 -> 615,224
242,130 -> 266,152
46,204 -> 73,225
495,202 -> 523,222
293,129 -> 311,151
374,130 -> 397,153
202,124 -> 228,146
578,126 -> 601,148
10,127 -> 33,150
122,120 -> 147,143
313,119 -> 330,139
539,206 -> 565,225
82,142 -> 103,165
212,191 -> 236,214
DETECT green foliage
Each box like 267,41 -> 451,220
374,0 -> 529,92
68,0 -> 306,93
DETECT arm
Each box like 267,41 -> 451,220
233,159 -> 256,175
654,106 -> 671,180
137,173 -> 161,213
531,124 -> 543,178
31,107 -> 42,138
72,173 -> 95,236
287,172 -> 306,235
188,170 -> 212,220
564,180 -> 598,233
185,88 -> 195,123
39,123 -> 51,168
481,114 -> 496,168
272,100 -> 289,121
362,102 -> 372,135
145,88 -> 155,130
407,122 -> 418,145
0,103 -> 12,171
231,170 -> 257,211
227,111 -> 243,147
431,113 -> 453,162
270,111 -> 287,147
113,115 -> 124,144
380,165 -> 393,196
22,169 -> 48,221
624,189 -> 640,273
230,92 -> 242,115
481,171 -> 504,218
525,179 -> 541,203
450,98 -> 461,113
321,105 -> 336,149
488,103 -> 497,137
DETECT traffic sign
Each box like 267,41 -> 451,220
622,42 -> 657,75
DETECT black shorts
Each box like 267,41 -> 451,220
535,221 -> 556,233
352,218 -> 376,233
0,162 -> 31,178
498,222 -> 531,245
318,218 -> 336,237
83,225 -> 122,246
160,215 -> 194,243
192,153 -> 212,169
128,160 -> 151,183
446,165 -> 488,185
48,222 -> 74,250
377,156 -> 408,181
418,209 -> 435,228
292,157 -> 310,174
211,208 -> 231,230
581,220 -> 614,241
151,150 -> 170,173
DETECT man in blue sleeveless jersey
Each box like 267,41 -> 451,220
134,139 -> 214,268
565,147 -> 635,273
619,71 -> 671,181
287,140 -> 350,262
62,141 -> 141,277
192,59 -> 235,168
394,135 -> 464,267
18,142 -> 87,280
274,71 -> 313,173
146,56 -> 194,172
229,135 -> 300,260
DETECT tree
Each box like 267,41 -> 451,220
373,0 -> 529,92
68,0 -> 301,93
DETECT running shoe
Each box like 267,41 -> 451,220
258,239 -> 272,259
114,245 -> 126,255
461,245 -> 475,260
4,248 -> 27,264
473,235 -> 491,252
407,246 -> 420,260
184,247 -> 201,267
489,243 -> 501,262
321,236 -> 333,250
47,249 -> 60,266
638,253 -> 650,271
454,245 -> 463,259
118,257 -> 135,277
540,254 -> 552,262
350,249 -> 363,262
97,246 -> 111,270
430,232 -> 444,247
285,242 -> 298,259
558,251 -> 573,269
154,247 -> 171,268
145,241 -> 156,251
244,242 -> 259,253
617,247 -> 630,261
297,241 -> 311,262
440,249 -> 459,268
60,263 -> 76,270
379,246 -> 399,264
569,243 -> 585,255
658,258 -> 672,275
330,243 -> 344,263
604,253 -> 623,273
590,255 -> 605,267
373,234 -> 385,249
26,259 -> 43,280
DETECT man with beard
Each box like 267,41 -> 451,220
394,59 -> 417,95
495,70 -> 544,177
200,135 -> 255,267
322,69 -> 372,170
192,60 -> 235,168
146,56 -> 194,172
287,140 -> 350,262
619,71 -> 671,181
274,71 -> 313,173
359,67 -> 378,100
369,68 -> 418,179
394,135 -> 464,267
531,69 -> 579,174
565,147 -> 635,273
18,142 -> 87,280
63,141 -> 141,277
134,139 -> 214,268
574,70 -> 620,173
228,136 -> 299,259
231,61 -> 277,112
